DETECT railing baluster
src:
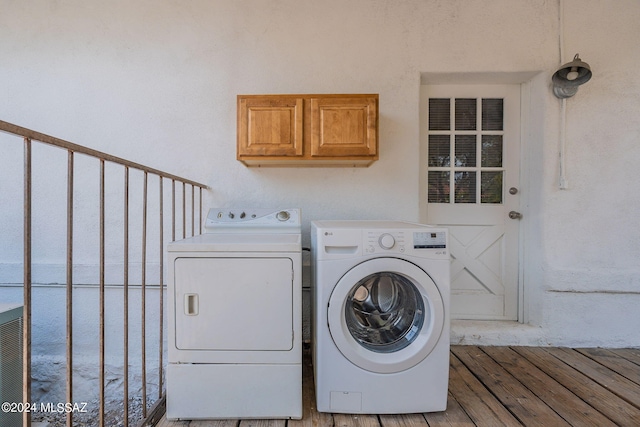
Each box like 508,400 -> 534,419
66,150 -> 74,427
141,172 -> 148,419
99,159 -> 106,427
172,180 -> 176,242
199,186 -> 203,235
182,182 -> 186,239
191,184 -> 195,237
123,166 -> 129,427
158,177 -> 164,399
23,137 -> 32,427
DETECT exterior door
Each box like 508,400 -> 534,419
420,85 -> 521,320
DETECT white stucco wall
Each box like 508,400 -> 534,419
1,0 -> 639,401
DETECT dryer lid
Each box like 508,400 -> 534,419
168,233 -> 301,252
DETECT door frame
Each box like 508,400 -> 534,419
419,81 -> 531,323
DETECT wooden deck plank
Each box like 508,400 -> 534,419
156,417 -> 190,427
513,347 -> 640,426
333,414 -> 380,427
452,346 -> 570,426
422,392 -> 475,427
610,348 -> 640,366
482,346 -> 616,426
446,352 -> 521,427
576,347 -> 640,386
546,347 -> 640,408
288,352 -> 334,427
379,413 -> 428,426
153,347 -> 640,427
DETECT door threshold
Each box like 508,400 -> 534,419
451,319 -> 548,346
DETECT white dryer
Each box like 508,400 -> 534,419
167,208 -> 302,420
311,220 -> 450,414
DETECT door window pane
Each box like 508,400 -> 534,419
455,98 -> 476,131
455,135 -> 476,167
428,135 -> 450,167
482,135 -> 503,167
429,98 -> 450,131
427,94 -> 507,206
455,171 -> 476,203
481,171 -> 503,204
482,98 -> 503,131
428,171 -> 450,203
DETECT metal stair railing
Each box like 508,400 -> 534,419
0,119 -> 209,427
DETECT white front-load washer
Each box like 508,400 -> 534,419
311,220 -> 450,414
167,208 -> 302,420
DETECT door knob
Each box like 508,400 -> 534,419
508,211 -> 523,220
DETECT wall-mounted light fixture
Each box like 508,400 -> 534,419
552,53 -> 592,98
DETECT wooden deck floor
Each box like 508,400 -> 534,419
156,346 -> 640,427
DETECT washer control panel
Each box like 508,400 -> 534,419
365,230 -> 447,255
413,231 -> 447,249
366,231 -> 406,254
205,208 -> 300,232
378,233 -> 395,249
314,221 -> 449,260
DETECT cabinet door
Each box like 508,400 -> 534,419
310,96 -> 378,157
238,96 -> 303,157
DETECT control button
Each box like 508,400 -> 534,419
276,210 -> 290,221
240,212 -> 246,219
378,233 -> 395,250
367,245 -> 375,253
228,212 -> 235,219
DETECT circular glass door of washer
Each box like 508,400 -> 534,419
345,272 -> 424,353
328,257 -> 445,374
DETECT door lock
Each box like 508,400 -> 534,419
508,211 -> 523,220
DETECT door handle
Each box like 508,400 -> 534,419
184,293 -> 199,315
508,211 -> 523,220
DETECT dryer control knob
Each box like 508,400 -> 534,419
276,210 -> 290,221
378,233 -> 395,250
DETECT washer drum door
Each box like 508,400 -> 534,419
328,257 -> 445,374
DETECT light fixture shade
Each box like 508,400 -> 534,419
552,53 -> 592,98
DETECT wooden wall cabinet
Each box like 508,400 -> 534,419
237,94 -> 378,167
